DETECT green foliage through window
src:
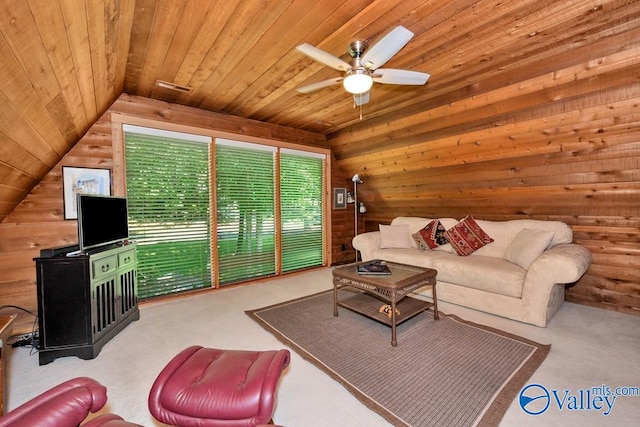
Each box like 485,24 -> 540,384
124,127 -> 212,298
215,141 -> 276,284
124,127 -> 326,299
280,149 -> 324,272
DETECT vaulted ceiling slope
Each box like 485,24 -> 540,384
0,0 -> 637,220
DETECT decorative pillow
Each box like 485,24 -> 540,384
503,228 -> 554,269
412,219 -> 448,251
379,224 -> 412,249
444,215 -> 494,256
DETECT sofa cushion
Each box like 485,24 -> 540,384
503,228 -> 554,269
371,249 -> 525,298
445,215 -> 494,256
412,219 -> 448,250
391,217 -> 458,252
379,224 -> 412,248
372,248 -> 440,269
471,219 -> 574,258
434,253 -> 526,298
372,248 -> 463,272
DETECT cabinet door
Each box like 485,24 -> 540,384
91,275 -> 118,341
38,259 -> 91,348
117,247 -> 137,318
91,253 -> 119,341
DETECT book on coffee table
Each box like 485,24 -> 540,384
357,260 -> 391,275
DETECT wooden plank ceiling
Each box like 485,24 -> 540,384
0,0 -> 637,222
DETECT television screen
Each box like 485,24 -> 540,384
77,194 -> 129,252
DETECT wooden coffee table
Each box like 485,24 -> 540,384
332,261 -> 438,346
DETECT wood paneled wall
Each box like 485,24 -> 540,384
329,41 -> 640,317
330,162 -> 361,266
0,94 -> 334,333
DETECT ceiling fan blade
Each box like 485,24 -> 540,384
361,26 -> 414,70
353,91 -> 370,106
296,77 -> 343,94
373,69 -> 430,85
296,43 -> 351,71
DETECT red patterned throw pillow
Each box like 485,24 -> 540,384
412,219 -> 448,251
444,215 -> 494,256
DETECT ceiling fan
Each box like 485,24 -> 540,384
295,26 -> 430,106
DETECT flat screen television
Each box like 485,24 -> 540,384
77,194 -> 129,252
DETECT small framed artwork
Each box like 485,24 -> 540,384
333,187 -> 347,209
63,166 -> 112,219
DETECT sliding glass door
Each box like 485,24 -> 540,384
280,148 -> 325,272
215,140 -> 276,284
124,126 -> 327,298
124,125 -> 212,298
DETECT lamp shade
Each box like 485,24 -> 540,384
343,72 -> 373,94
347,192 -> 355,204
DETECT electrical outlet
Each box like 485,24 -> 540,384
11,333 -> 32,341
11,333 -> 36,347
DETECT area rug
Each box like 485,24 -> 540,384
247,289 -> 550,427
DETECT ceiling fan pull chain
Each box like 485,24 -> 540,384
353,93 -> 364,120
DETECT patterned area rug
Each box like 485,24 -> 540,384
247,289 -> 550,427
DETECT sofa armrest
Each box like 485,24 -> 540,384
527,243 -> 592,285
352,231 -> 381,261
521,243 -> 592,326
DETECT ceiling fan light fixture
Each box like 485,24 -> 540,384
343,71 -> 373,94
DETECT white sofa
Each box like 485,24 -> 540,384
352,216 -> 592,327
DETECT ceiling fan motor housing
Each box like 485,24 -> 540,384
347,40 -> 370,79
348,41 -> 370,69
348,40 -> 367,58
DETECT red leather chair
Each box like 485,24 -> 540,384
0,377 -> 140,427
149,346 -> 290,427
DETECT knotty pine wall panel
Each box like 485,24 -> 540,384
333,52 -> 640,318
0,95 -> 332,334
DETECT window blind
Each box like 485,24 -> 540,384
215,140 -> 277,284
280,149 -> 325,272
124,127 -> 212,298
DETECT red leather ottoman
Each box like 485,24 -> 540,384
148,346 -> 290,427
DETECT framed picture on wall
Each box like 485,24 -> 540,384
63,167 -> 112,219
333,187 -> 347,209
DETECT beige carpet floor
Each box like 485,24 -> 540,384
6,267 -> 640,426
